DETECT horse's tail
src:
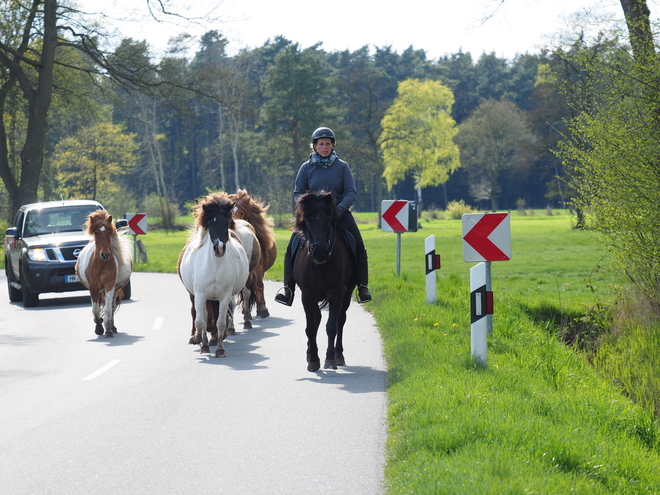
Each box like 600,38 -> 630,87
239,272 -> 259,313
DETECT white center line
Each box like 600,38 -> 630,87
151,317 -> 164,330
82,359 -> 122,381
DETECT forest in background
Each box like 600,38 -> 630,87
2,0 -> 660,311
0,3 -> 578,223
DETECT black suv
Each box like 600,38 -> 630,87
4,199 -> 131,307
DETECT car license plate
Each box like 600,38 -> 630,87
65,274 -> 79,283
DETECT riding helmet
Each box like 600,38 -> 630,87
312,127 -> 336,144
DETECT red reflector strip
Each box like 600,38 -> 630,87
486,291 -> 494,314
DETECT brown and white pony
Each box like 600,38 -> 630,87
75,210 -> 133,337
229,189 -> 278,318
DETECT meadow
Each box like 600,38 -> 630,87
29,209 -> 660,492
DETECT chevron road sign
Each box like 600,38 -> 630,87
462,212 -> 511,262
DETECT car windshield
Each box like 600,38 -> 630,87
23,206 -> 101,237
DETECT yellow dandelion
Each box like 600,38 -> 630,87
452,323 -> 458,327
434,323 -> 439,326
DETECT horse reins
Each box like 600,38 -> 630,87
304,205 -> 336,257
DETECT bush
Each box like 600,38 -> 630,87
445,199 -> 477,219
142,193 -> 180,229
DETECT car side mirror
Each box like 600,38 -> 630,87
6,227 -> 18,238
115,219 -> 128,230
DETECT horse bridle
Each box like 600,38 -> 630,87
305,215 -> 336,257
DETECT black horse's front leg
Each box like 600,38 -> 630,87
324,300 -> 341,370
303,298 -> 322,372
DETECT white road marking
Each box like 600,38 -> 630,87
151,317 -> 164,330
82,359 -> 122,381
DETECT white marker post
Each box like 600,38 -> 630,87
470,261 -> 493,366
425,235 -> 440,304
462,212 -> 510,367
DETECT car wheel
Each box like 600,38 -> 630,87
20,268 -> 39,308
121,279 -> 131,300
6,264 -> 22,303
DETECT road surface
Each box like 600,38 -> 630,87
0,272 -> 387,494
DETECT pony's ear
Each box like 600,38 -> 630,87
108,214 -> 113,223
323,192 -> 334,206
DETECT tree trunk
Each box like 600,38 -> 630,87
8,0 -> 57,215
619,0 -> 657,68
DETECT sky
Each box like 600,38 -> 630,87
77,0 -> 642,60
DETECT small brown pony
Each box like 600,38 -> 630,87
75,210 -> 133,337
229,189 -> 278,318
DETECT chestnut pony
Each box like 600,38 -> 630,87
292,191 -> 356,372
229,189 -> 277,319
75,210 -> 133,337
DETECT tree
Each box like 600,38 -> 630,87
261,43 -> 334,170
379,79 -> 460,209
0,0 -> 211,220
555,33 -> 660,309
51,120 -> 138,203
456,98 -> 538,210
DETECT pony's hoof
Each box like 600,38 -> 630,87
324,359 -> 337,370
104,331 -> 115,338
188,337 -> 196,345
226,327 -> 236,336
215,349 -> 226,358
257,309 -> 270,318
307,361 -> 321,372
95,325 -> 104,336
243,321 -> 252,330
200,345 -> 210,354
335,354 -> 346,366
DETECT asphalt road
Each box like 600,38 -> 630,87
0,272 -> 387,494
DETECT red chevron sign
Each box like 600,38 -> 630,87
126,213 -> 148,235
462,213 -> 511,262
380,199 -> 417,232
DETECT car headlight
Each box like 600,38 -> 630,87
27,248 -> 48,262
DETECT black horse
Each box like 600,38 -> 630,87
292,191 -> 356,372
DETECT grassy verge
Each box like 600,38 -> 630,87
67,211 -> 660,491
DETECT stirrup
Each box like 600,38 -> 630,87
357,284 -> 372,304
275,286 -> 294,306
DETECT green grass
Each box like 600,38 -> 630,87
7,209 -> 659,492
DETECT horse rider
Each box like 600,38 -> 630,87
275,126 -> 372,306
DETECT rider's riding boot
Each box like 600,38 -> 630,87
275,252 -> 295,306
356,249 -> 372,303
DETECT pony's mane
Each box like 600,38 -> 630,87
85,209 -> 116,237
294,191 -> 337,235
230,189 -> 276,250
188,192 -> 235,251
85,210 -> 132,266
192,192 -> 236,231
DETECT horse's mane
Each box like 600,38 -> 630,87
85,209 -> 132,266
85,209 -> 116,237
294,191 -> 337,236
192,192 -> 236,231
230,189 -> 276,250
188,192 -> 236,251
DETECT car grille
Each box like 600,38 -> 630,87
45,245 -> 86,262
